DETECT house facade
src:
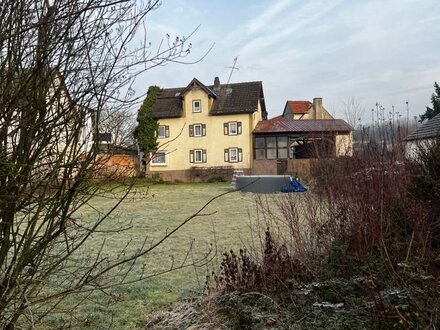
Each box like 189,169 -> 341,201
405,113 -> 440,159
148,77 -> 267,182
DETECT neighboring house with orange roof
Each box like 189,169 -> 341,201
252,97 -> 353,176
282,98 -> 334,120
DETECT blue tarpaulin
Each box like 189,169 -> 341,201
281,178 -> 307,193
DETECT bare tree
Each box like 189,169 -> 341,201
98,107 -> 136,147
0,0 -> 209,327
342,97 -> 365,129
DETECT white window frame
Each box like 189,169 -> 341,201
228,122 -> 238,135
194,149 -> 203,163
229,148 -> 238,163
194,124 -> 202,137
192,100 -> 201,113
158,125 -> 166,138
151,151 -> 166,165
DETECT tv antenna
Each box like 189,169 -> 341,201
226,56 -> 239,85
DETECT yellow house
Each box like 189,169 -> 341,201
148,77 -> 267,181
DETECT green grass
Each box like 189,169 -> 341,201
41,182 -> 267,329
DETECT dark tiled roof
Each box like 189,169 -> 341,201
151,79 -> 265,119
254,116 -> 353,134
151,87 -> 184,119
286,101 -> 312,114
405,113 -> 440,141
209,81 -> 263,115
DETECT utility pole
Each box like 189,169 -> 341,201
406,101 -> 409,134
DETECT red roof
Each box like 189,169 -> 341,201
286,101 -> 312,114
254,117 -> 352,134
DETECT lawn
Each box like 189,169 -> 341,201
42,182 -> 272,329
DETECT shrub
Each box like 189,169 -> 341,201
208,142 -> 440,327
207,175 -> 227,183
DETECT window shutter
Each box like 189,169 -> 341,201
202,149 -> 207,163
238,148 -> 243,162
202,124 -> 206,136
237,122 -> 242,135
189,125 -> 194,137
224,148 -> 229,162
224,123 -> 229,135
189,150 -> 194,163
165,125 -> 170,138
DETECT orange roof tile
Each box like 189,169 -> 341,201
287,101 -> 312,114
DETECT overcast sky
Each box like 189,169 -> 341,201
134,0 -> 440,123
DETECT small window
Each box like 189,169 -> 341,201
224,147 -> 243,163
266,137 -> 276,148
229,148 -> 238,162
229,122 -> 237,135
189,123 -> 206,137
255,149 -> 265,159
194,149 -> 203,163
266,149 -> 276,159
255,137 -> 265,148
194,124 -> 202,137
189,149 -> 207,163
157,125 -> 169,139
192,100 -> 201,113
151,151 -> 166,165
224,121 -> 242,135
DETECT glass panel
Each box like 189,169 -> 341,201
230,148 -> 238,162
229,122 -> 237,135
255,137 -> 265,148
193,100 -> 201,112
158,126 -> 165,138
195,150 -> 202,162
278,148 -> 288,159
266,149 -> 276,159
194,125 -> 202,136
277,136 -> 288,147
255,149 -> 265,159
266,137 -> 276,148
152,152 -> 165,164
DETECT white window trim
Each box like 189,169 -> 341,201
229,148 -> 238,163
192,100 -> 201,113
194,149 -> 203,163
194,124 -> 202,137
151,151 -> 166,166
228,122 -> 238,135
158,125 -> 166,138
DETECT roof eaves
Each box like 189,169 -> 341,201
181,78 -> 218,98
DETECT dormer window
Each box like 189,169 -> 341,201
192,100 -> 201,113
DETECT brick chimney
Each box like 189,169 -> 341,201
213,76 -> 220,90
312,97 -> 323,119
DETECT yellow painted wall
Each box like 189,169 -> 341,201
150,87 -> 260,171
